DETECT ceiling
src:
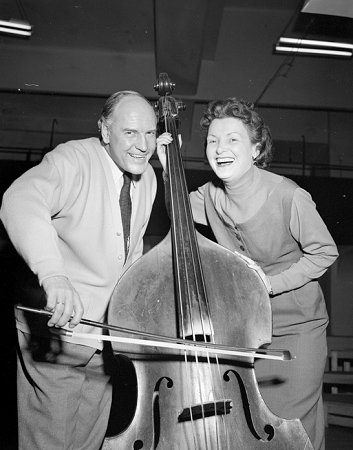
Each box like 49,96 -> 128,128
0,0 -> 353,160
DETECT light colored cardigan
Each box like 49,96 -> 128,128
0,137 -> 157,347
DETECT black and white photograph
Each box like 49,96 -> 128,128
1,1 -> 353,449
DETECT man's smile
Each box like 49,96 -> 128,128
128,152 -> 148,159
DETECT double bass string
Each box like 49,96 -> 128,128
170,118 -> 232,450
163,108 -> 231,449
163,111 -> 203,449
168,118 -> 231,448
164,111 -> 211,448
168,120 -> 224,449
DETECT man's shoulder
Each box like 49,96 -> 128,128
46,137 -> 102,165
52,137 -> 100,155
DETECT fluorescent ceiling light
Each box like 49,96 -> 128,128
0,18 -> 32,37
0,19 -> 31,30
0,26 -> 31,36
278,37 -> 353,50
275,45 -> 352,57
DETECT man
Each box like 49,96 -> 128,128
0,91 -> 160,449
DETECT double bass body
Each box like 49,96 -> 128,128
103,74 -> 313,449
104,231 -> 312,449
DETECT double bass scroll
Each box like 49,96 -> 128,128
103,73 -> 314,449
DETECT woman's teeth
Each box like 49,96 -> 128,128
216,157 -> 234,166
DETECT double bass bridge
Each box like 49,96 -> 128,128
178,400 -> 232,422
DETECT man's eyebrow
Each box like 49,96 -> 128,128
122,128 -> 156,133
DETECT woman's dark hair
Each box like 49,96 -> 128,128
200,97 -> 273,168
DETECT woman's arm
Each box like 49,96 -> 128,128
268,187 -> 338,295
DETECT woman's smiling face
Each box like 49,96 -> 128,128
206,117 -> 259,183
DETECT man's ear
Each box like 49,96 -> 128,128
100,120 -> 110,145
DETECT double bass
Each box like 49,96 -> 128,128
101,74 -> 313,449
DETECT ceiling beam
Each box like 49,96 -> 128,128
302,0 -> 353,19
154,0 -> 222,95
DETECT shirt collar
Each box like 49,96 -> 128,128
103,149 -> 136,188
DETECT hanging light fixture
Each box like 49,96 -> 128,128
0,0 -> 33,38
275,37 -> 353,58
0,18 -> 32,37
273,1 -> 353,59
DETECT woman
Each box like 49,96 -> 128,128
157,97 -> 338,449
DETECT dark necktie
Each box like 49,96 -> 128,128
119,172 -> 132,262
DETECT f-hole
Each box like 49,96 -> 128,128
105,354 -> 138,437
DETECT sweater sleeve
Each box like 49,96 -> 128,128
189,184 -> 208,225
268,188 -> 338,295
0,150 -> 77,283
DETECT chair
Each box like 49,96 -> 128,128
323,336 -> 353,427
